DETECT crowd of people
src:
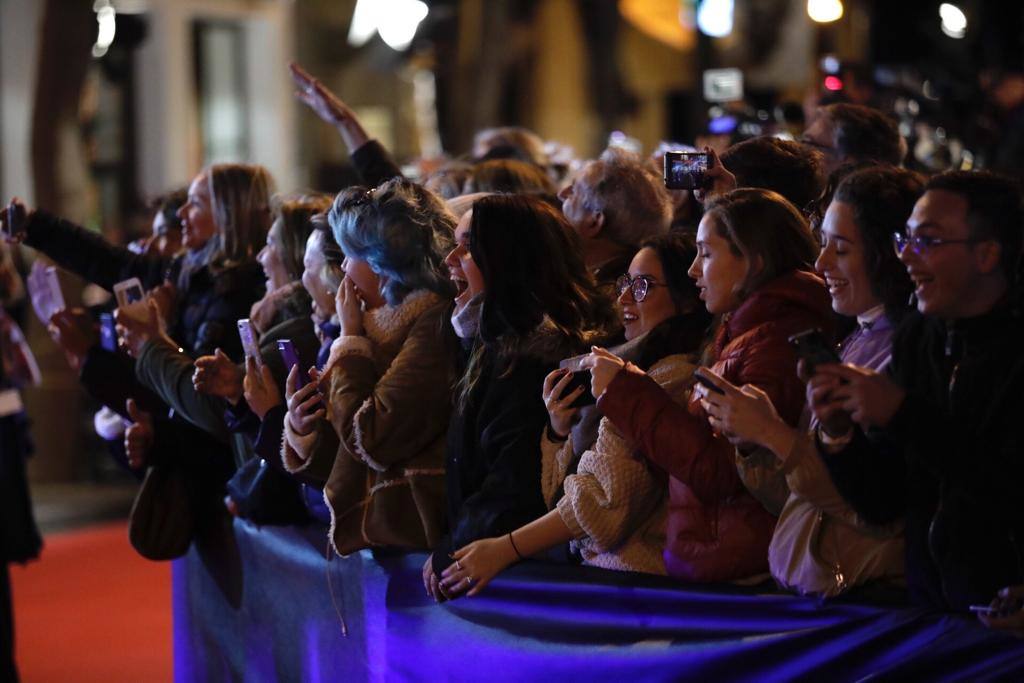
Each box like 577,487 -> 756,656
2,59 -> 1024,678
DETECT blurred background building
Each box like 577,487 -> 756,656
0,0 -> 1021,492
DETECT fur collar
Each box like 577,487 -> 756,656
363,289 -> 442,350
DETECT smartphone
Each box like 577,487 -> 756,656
693,368 -> 725,395
1,203 -> 12,239
558,354 -> 596,409
43,267 -> 65,315
969,605 -> 1000,615
237,319 -> 262,366
99,312 -> 117,352
277,339 -> 310,387
788,328 -> 840,375
113,277 -> 149,323
664,151 -> 711,191
113,277 -> 145,307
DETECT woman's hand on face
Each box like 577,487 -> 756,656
336,275 -> 365,337
242,356 -> 282,420
422,553 -> 450,603
47,308 -> 98,369
580,346 -> 644,400
978,585 -> 1024,635
193,348 -> 244,403
285,364 -> 325,436
698,367 -> 789,453
440,536 -> 519,598
114,300 -> 169,357
542,368 -> 582,439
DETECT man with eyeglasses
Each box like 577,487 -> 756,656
805,170 -> 1024,623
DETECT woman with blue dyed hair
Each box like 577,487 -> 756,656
281,177 -> 458,556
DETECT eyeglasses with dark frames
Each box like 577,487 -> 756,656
892,232 -> 983,256
616,273 -> 665,303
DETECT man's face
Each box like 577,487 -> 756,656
801,115 -> 841,173
899,189 -> 992,320
558,163 -> 598,236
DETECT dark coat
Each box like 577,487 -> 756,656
822,300 -> 1024,610
23,209 -> 265,360
598,270 -> 834,582
431,325 -> 591,576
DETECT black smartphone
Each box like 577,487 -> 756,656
99,312 -> 117,352
693,368 -> 725,395
664,151 -> 712,190
277,339 -> 310,387
788,328 -> 840,375
558,354 -> 597,409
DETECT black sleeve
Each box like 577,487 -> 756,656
23,210 -> 170,290
350,140 -> 404,187
818,427 -> 908,525
79,346 -> 168,418
432,365 -> 549,576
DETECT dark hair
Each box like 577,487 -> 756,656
721,136 -> 825,211
464,159 -> 555,195
272,193 -> 333,282
804,160 -> 876,235
704,188 -> 818,298
821,104 -> 903,166
639,232 -> 704,316
310,214 -> 345,292
424,162 -> 474,200
329,177 -> 456,305
832,166 -> 923,319
925,170 -> 1024,283
469,194 -> 616,344
151,187 -> 187,232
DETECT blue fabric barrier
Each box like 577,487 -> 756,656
173,519 -> 1024,682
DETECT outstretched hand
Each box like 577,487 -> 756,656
289,62 -> 369,152
193,348 -> 244,403
47,307 -> 98,370
693,146 -> 737,203
440,536 -> 519,598
115,299 -> 171,357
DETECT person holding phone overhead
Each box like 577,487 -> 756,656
698,167 -> 922,598
441,233 -> 711,596
582,189 -> 833,583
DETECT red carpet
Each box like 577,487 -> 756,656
10,521 -> 173,682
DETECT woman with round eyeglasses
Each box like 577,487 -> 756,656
697,167 -> 923,598
581,188 -> 833,583
440,233 -> 711,594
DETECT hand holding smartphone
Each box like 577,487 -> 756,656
692,368 -> 726,395
277,339 -> 310,387
558,354 -> 597,409
788,328 -> 840,376
113,277 -> 149,324
237,319 -> 262,366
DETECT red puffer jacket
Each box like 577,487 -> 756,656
598,270 -> 833,582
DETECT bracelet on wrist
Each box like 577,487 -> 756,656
508,531 -> 524,560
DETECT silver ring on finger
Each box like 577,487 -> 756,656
455,559 -> 462,571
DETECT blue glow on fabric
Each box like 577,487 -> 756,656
172,520 -> 1024,681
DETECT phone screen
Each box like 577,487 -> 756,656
99,313 -> 117,352
664,151 -> 709,190
237,319 -> 262,366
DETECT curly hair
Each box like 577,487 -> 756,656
328,177 -> 456,305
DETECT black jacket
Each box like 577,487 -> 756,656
822,301 -> 1024,610
24,209 -> 265,360
431,327 -> 588,576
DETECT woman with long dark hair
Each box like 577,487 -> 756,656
423,194 -> 615,600
439,233 -> 712,595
